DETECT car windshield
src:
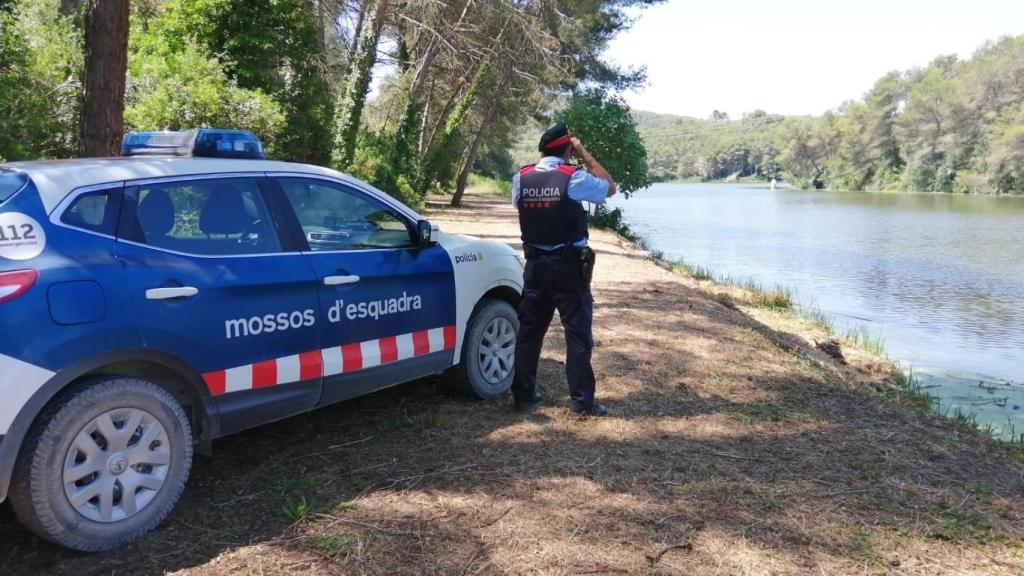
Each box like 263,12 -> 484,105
0,170 -> 28,204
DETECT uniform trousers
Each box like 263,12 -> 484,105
511,249 -> 596,411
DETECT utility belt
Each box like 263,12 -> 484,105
524,243 -> 575,259
523,243 -> 596,285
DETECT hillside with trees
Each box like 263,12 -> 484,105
634,35 -> 1024,194
0,0 -> 658,207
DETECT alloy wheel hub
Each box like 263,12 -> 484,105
107,454 -> 128,475
62,407 -> 172,523
478,316 -> 515,385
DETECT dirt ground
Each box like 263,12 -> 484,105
2,194 -> 1023,575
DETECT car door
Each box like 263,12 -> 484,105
115,174 -> 323,436
270,175 -> 456,405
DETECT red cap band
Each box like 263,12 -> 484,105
543,135 -> 571,150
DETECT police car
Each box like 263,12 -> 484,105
0,129 -> 523,551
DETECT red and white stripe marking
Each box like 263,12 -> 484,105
203,325 -> 456,396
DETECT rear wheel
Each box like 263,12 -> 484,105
451,298 -> 519,399
9,377 -> 193,552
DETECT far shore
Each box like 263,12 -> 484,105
648,179 -> 1024,197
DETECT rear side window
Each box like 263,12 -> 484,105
61,188 -> 121,235
0,171 -> 28,204
126,177 -> 281,256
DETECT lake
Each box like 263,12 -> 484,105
609,183 -> 1024,438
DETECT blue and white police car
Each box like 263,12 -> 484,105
0,129 -> 523,551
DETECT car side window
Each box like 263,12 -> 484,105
278,178 -> 415,251
61,187 -> 121,235
126,177 -> 281,255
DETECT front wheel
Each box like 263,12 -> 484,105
450,298 -> 519,399
9,377 -> 193,552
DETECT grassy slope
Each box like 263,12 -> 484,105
1,194 -> 1022,576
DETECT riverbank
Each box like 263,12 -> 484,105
2,193 -> 1022,575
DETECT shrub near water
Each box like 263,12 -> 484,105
747,282 -> 793,310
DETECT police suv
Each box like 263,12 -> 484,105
0,129 -> 523,551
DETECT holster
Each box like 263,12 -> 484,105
523,244 -> 595,286
579,246 -> 596,286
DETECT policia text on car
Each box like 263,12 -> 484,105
511,123 -> 617,416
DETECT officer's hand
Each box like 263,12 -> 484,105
570,137 -> 588,157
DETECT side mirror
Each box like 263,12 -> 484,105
416,219 -> 438,246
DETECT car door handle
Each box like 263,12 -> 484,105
323,275 -> 361,286
145,287 -> 199,300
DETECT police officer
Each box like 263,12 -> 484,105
511,123 -> 617,416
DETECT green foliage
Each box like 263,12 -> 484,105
988,124 -> 1024,193
417,60 -> 492,194
749,283 -> 793,310
392,98 -> 422,175
465,173 -> 511,197
780,115 -> 838,189
157,0 -> 334,164
349,130 -> 422,210
125,38 -> 285,146
0,9 -> 36,161
843,325 -> 887,357
589,206 -> 640,241
334,0 -> 384,169
0,0 -> 81,160
628,108 -> 785,183
557,89 -> 650,196
0,0 -> 660,210
317,534 -> 354,556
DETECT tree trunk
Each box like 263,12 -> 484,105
350,0 -> 369,54
417,78 -> 433,153
79,0 -> 129,157
451,73 -> 507,207
414,58 -> 491,194
333,0 -> 388,169
409,43 -> 438,99
421,80 -> 465,155
316,0 -> 326,52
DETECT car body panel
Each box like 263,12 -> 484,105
435,231 -> 523,362
0,156 -> 525,505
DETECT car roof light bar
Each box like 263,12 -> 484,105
120,129 -> 265,160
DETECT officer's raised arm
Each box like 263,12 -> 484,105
570,137 -> 616,197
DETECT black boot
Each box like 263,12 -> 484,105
571,403 -> 608,417
513,392 -> 543,412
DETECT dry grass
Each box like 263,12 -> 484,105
2,195 -> 1023,575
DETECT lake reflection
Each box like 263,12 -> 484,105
610,183 -> 1024,437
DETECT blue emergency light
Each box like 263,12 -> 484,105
120,129 -> 265,159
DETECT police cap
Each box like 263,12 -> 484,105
538,123 -> 571,153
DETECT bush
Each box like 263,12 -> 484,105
466,173 -> 511,197
349,130 -> 422,209
125,40 -> 285,150
589,206 -> 639,242
953,170 -> 994,194
0,0 -> 81,160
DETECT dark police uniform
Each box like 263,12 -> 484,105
512,147 -> 610,415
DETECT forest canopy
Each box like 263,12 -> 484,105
633,35 -> 1024,194
0,0 -> 661,207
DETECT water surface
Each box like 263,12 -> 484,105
610,183 -> 1024,437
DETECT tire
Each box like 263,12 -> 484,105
450,298 -> 519,400
8,377 -> 193,552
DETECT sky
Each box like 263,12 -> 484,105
605,0 -> 1024,119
